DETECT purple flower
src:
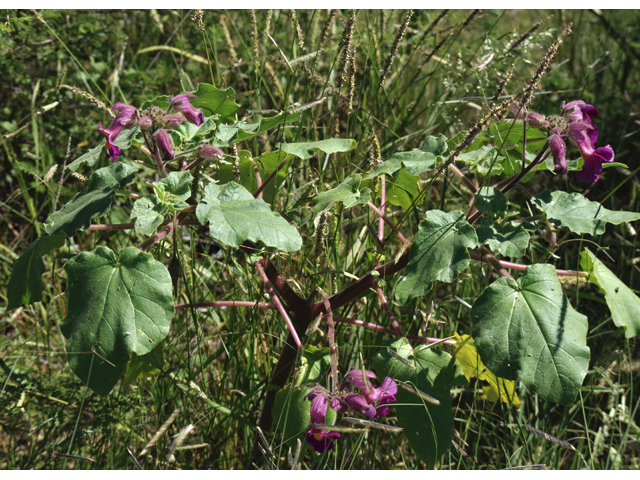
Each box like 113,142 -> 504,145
304,388 -> 340,454
305,426 -> 340,454
525,112 -> 548,130
98,102 -> 137,161
342,369 -> 397,419
568,121 -> 615,183
153,129 -> 175,162
197,144 -> 224,161
549,131 -> 568,175
171,93 -> 205,126
562,100 -> 599,124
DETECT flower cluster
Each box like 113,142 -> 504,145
303,369 -> 398,454
514,100 -> 614,183
97,92 -> 205,163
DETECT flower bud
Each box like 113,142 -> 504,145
153,129 -> 175,162
138,116 -> 153,130
171,92 -> 205,126
159,114 -> 184,129
549,133 -> 568,175
197,144 -> 224,160
525,111 -> 548,130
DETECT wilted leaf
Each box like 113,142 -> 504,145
452,333 -> 521,406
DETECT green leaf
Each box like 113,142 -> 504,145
45,163 -> 137,237
373,338 -> 466,468
66,127 -> 139,172
471,264 -> 590,405
421,133 -> 448,157
272,347 -> 332,448
150,171 -> 193,205
581,249 -> 640,338
311,175 -> 371,215
214,111 -> 301,147
123,347 -> 164,385
190,84 -> 240,124
531,190 -> 640,236
395,210 -> 478,305
476,219 -> 530,258
196,182 -> 302,251
278,138 -> 356,160
475,187 -> 508,214
7,232 -> 66,309
61,246 -> 174,395
385,169 -> 419,211
173,118 -> 217,142
364,149 -> 438,180
131,195 -> 168,235
456,146 -> 505,175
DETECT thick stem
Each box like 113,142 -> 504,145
449,163 -> 477,193
253,160 -> 263,199
469,251 -> 590,277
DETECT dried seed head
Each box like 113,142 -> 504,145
416,9 -> 449,45
368,133 -> 382,167
489,62 -> 517,109
43,164 -> 58,183
71,172 -> 88,182
312,210 -> 329,263
290,10 -> 305,52
221,16 -> 238,63
347,45 -> 357,115
379,10 -> 413,87
191,9 -> 204,32
503,15 -> 552,57
232,144 -> 241,183
263,10 -> 273,42
250,10 -> 259,70
60,84 -> 113,117
336,10 -> 358,89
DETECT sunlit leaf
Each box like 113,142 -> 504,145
196,182 -> 302,251
311,175 -> 371,214
278,138 -> 356,160
395,210 -> 478,305
476,219 -> 530,258
531,190 -> 640,236
61,246 -> 174,395
471,264 -> 590,405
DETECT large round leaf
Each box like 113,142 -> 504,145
471,264 -> 590,405
61,246 -> 174,395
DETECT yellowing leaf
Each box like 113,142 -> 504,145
452,333 -> 521,407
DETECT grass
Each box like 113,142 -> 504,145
1,9 -> 639,469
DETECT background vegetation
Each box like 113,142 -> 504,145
1,9 -> 639,469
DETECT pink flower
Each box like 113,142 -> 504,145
341,369 -> 397,419
304,388 -> 340,454
98,102 -> 137,161
549,131 -> 568,175
171,93 -> 205,126
562,100 -> 599,124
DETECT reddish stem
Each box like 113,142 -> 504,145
366,202 -> 407,245
333,315 -> 455,345
174,301 -> 277,310
255,258 -> 303,355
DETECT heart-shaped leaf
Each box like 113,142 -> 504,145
312,175 -> 371,214
471,264 -> 590,405
61,246 -> 174,395
476,220 -> 530,258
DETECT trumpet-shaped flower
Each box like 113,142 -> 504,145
568,121 -> 615,183
342,369 -> 397,419
98,102 -> 137,161
171,93 -> 205,126
304,388 -> 340,454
